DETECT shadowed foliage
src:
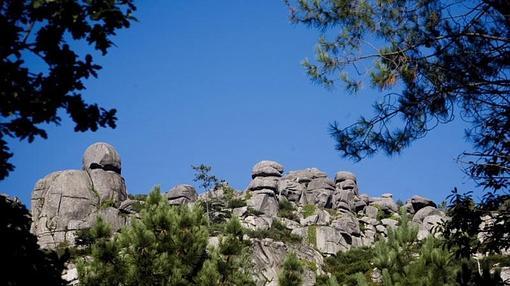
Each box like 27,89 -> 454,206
0,0 -> 137,179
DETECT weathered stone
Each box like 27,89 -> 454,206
315,226 -> 350,255
331,189 -> 354,210
118,199 -> 141,214
381,193 -> 393,199
412,206 -> 443,223
364,205 -> 379,219
233,206 -> 248,217
375,225 -> 387,234
252,160 -> 284,178
286,168 -> 328,184
371,198 -> 398,213
300,179 -> 333,208
248,177 -> 279,191
88,169 -> 127,206
331,215 -> 361,236
421,214 -> 444,233
242,215 -> 273,230
32,170 -> 98,248
278,179 -> 304,202
251,238 -> 323,286
165,184 -> 198,205
300,209 -> 331,226
410,195 -> 437,211
381,218 -> 398,230
247,191 -> 279,216
353,200 -> 367,212
278,218 -> 301,230
82,142 -> 121,173
335,171 -> 359,195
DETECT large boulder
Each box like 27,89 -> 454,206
31,170 -> 99,248
31,142 -> 130,249
370,197 -> 398,213
286,168 -> 328,184
247,190 -> 279,216
248,177 -> 279,192
278,179 -> 304,202
410,195 -> 437,211
252,160 -> 284,178
315,226 -> 350,255
165,184 -> 198,205
88,169 -> 127,206
301,178 -> 334,207
82,142 -> 121,173
335,171 -> 359,195
331,189 -> 355,210
412,206 -> 443,223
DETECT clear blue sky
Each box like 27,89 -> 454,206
1,1 -> 478,206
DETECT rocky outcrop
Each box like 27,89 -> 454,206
165,184 -> 198,205
246,161 -> 282,216
30,142 -> 129,249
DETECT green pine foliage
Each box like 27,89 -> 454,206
278,252 -> 304,286
317,247 -> 375,286
78,187 -> 210,285
195,217 -> 255,286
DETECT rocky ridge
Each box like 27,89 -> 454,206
30,143 -> 447,285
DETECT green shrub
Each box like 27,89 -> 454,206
321,247 -> 375,286
307,225 -> 317,247
278,199 -> 299,221
303,204 -> 316,218
278,253 -> 304,286
247,220 -> 302,244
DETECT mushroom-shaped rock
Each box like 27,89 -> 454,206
83,142 -> 121,173
410,195 -> 437,211
248,176 -> 279,191
335,171 -> 359,195
251,160 -> 284,178
165,184 -> 198,205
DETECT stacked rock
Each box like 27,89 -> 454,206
165,184 -> 198,205
331,171 -> 357,211
31,142 -> 128,248
246,160 -> 283,216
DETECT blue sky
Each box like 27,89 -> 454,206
1,1 -> 478,206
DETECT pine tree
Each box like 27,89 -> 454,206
195,217 -> 255,286
278,252 -> 304,286
78,187 -> 210,286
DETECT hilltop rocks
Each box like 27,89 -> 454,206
165,184 -> 198,205
31,143 -> 129,248
83,142 -> 121,173
246,161 -> 282,216
410,195 -> 437,211
252,160 -> 284,178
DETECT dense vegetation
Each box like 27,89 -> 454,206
76,187 -> 254,286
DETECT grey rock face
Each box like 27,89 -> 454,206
82,142 -> 121,173
165,184 -> 198,205
331,189 -> 355,210
301,177 -> 335,207
315,226 -> 350,255
410,195 -> 437,211
31,142 -> 130,249
278,179 -> 304,202
370,198 -> 399,213
248,177 -> 279,192
247,191 -> 279,216
252,160 -> 284,178
32,170 -> 98,248
251,238 -> 323,286
331,215 -> 361,236
88,169 -> 127,206
412,206 -> 443,223
335,171 -> 359,195
286,168 -> 328,184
